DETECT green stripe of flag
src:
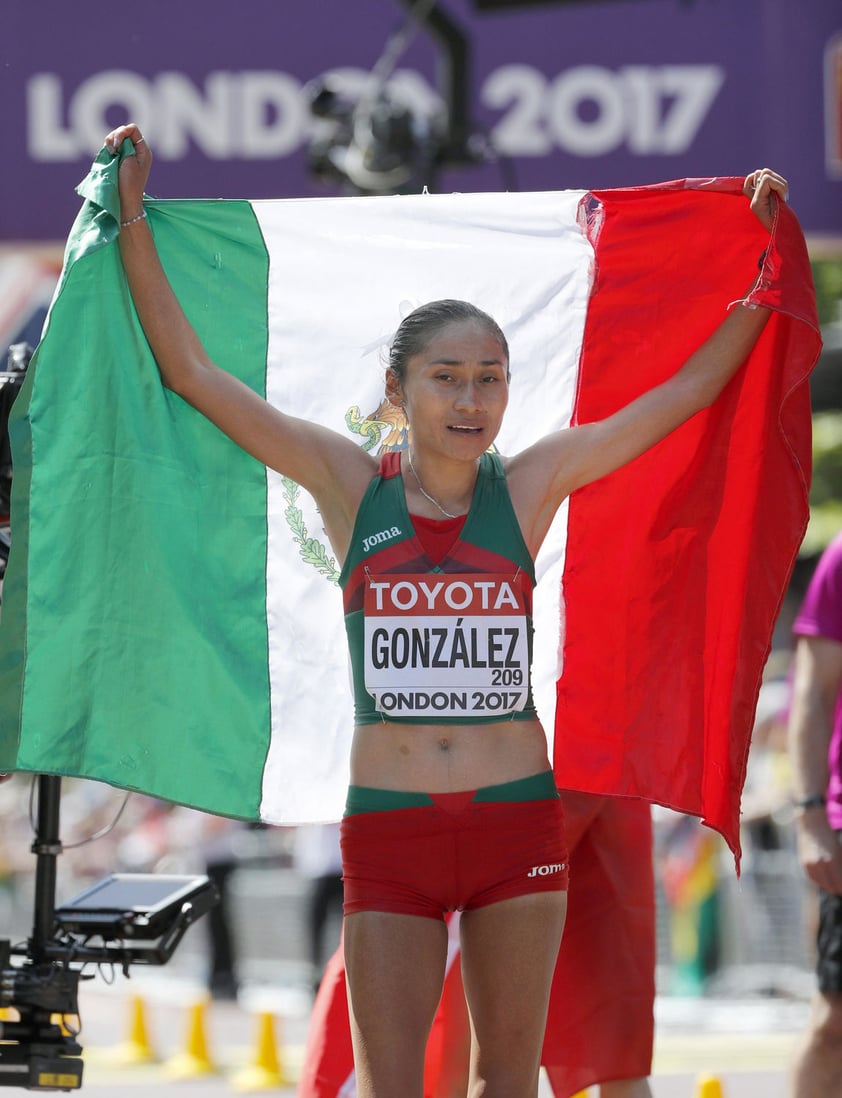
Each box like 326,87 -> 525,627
0,200 -> 273,817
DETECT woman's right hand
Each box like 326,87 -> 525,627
104,123 -> 153,223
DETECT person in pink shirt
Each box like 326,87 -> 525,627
789,531 -> 842,1097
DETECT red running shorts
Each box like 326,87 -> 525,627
340,772 -> 569,920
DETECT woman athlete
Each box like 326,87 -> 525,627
105,122 -> 786,1098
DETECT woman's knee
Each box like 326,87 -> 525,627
468,1062 -> 542,1098
810,991 -> 842,1043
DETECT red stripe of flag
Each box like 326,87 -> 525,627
554,179 -> 821,866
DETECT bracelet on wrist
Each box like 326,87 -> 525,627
794,793 -> 826,811
120,210 -> 147,229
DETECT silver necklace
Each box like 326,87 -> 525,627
407,449 -> 461,519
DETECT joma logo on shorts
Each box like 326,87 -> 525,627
362,526 -> 402,553
527,863 -> 566,877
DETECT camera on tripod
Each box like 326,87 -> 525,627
0,778 -> 218,1091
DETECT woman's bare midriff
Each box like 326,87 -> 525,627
349,718 -> 552,792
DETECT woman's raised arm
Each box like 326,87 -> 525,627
105,123 -> 375,531
509,168 -> 788,549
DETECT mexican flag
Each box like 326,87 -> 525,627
0,147 -> 820,862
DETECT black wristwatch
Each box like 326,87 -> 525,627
794,794 -> 827,810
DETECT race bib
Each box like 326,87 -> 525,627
363,573 -> 530,719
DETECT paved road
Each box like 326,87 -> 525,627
28,974 -> 807,1097
1,845 -> 817,1096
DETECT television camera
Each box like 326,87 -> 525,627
0,775 -> 217,1091
304,0 -> 495,196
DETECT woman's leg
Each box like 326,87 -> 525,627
460,890 -> 568,1098
344,909 -> 449,1098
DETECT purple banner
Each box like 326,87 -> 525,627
3,0 -> 841,241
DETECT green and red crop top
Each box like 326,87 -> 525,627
339,450 -> 538,725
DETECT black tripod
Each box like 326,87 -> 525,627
0,775 -> 85,1091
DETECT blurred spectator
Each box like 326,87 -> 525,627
787,531 -> 842,1097
657,812 -> 721,995
294,822 -> 343,994
163,808 -> 245,999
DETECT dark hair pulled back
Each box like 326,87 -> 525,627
388,300 -> 509,383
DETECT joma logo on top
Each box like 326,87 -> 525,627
26,63 -> 724,162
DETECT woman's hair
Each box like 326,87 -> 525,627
388,300 -> 509,383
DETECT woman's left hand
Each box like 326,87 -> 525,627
743,168 -> 788,232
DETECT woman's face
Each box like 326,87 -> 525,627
391,319 -> 510,462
